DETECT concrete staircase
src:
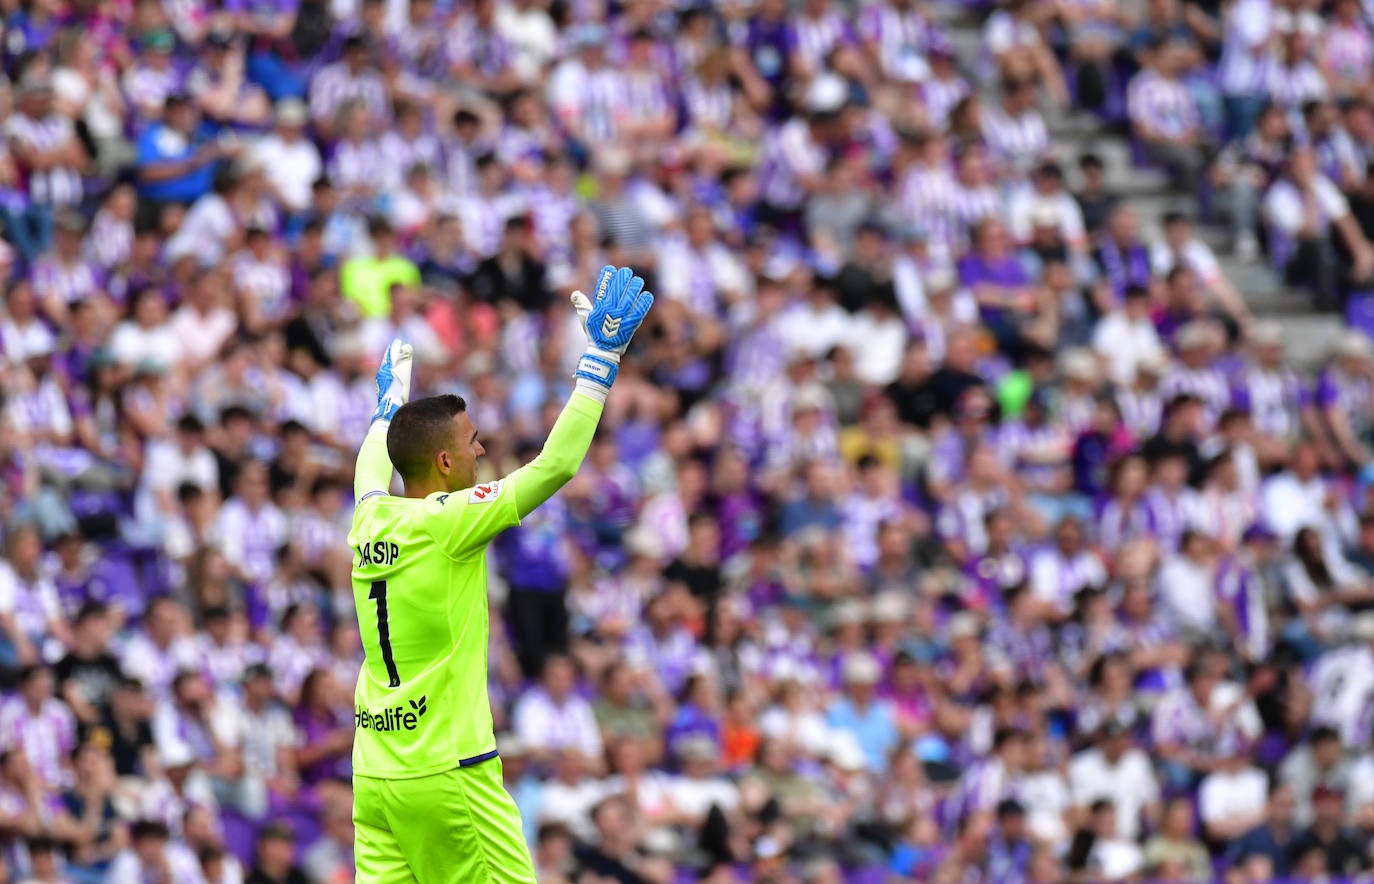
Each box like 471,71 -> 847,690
930,2 -> 1348,370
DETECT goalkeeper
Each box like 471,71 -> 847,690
347,266 -> 654,882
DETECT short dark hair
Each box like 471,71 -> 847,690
386,395 -> 468,480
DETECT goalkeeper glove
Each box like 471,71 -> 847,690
371,338 -> 413,424
570,265 -> 655,402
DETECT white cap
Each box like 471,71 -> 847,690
826,733 -> 868,771
1175,320 -> 1214,351
158,739 -> 197,769
1030,200 -> 1060,228
1334,330 -> 1373,361
869,591 -> 910,623
804,73 -> 848,115
830,599 -> 866,629
841,651 -> 882,685
1059,347 -> 1097,381
923,266 -> 957,293
947,611 -> 980,640
1249,321 -> 1283,348
1351,611 -> 1374,642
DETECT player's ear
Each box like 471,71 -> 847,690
436,449 -> 452,476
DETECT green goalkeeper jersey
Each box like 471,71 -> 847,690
348,393 -> 603,779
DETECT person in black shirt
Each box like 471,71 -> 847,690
1140,394 -> 1207,486
52,602 -> 124,729
101,676 -> 155,778
924,327 -> 987,422
1291,786 -> 1368,878
61,737 -> 127,876
663,513 -> 724,604
466,215 -> 551,311
247,822 -> 310,884
885,342 -> 940,431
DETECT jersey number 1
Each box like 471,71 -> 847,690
368,580 -> 402,687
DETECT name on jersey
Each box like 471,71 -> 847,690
356,540 -> 401,567
355,696 -> 428,732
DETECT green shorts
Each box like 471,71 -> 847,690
353,758 -> 535,883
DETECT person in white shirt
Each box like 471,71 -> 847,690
1092,285 -> 1167,386
252,99 -> 321,215
1198,753 -> 1268,841
1069,723 -> 1161,841
109,288 -> 180,372
1217,0 -> 1273,137
1150,212 -> 1249,328
511,654 -> 604,767
1260,441 -> 1350,547
1263,145 -> 1374,306
1158,530 -> 1220,637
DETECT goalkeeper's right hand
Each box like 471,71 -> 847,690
570,265 -> 655,401
371,338 -> 413,424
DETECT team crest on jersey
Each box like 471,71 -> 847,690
469,480 -> 502,504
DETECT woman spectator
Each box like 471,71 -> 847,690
291,667 -> 352,790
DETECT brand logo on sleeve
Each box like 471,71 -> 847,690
469,480 -> 503,504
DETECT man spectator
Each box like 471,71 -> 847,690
1128,38 -> 1207,195
512,656 -> 604,767
1263,145 -> 1374,307
135,93 -> 229,209
1069,722 -> 1161,842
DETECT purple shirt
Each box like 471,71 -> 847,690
957,252 -> 1030,327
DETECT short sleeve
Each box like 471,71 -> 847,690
1316,177 -> 1351,220
1262,184 -> 1303,235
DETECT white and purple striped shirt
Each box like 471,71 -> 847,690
308,63 -> 389,126
789,10 -> 854,72
950,183 -> 1004,241
1323,21 -> 1374,91
328,137 -> 387,197
937,486 -> 1009,555
1264,59 -> 1329,115
1097,497 -> 1156,553
1028,547 -> 1107,615
0,697 -> 75,789
857,0 -> 935,82
4,113 -> 83,206
230,251 -> 292,323
759,118 -> 827,210
920,75 -> 971,131
1161,363 -> 1231,431
85,208 -> 133,271
213,498 -> 288,587
29,255 -> 100,307
982,105 -> 1050,180
898,161 -> 959,259
123,63 -> 183,113
622,68 -> 674,127
1144,487 -> 1201,553
1116,387 -> 1164,438
1231,364 -> 1308,440
1127,70 -> 1199,139
445,14 -> 516,79
682,77 -> 734,134
119,632 -> 202,699
377,130 -> 445,193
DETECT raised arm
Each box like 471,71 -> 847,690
429,267 -> 655,557
354,340 -> 414,501
511,265 -> 655,517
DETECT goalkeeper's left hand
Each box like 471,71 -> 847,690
372,338 -> 413,424
570,265 -> 655,402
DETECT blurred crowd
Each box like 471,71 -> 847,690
2,0 -> 1374,881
